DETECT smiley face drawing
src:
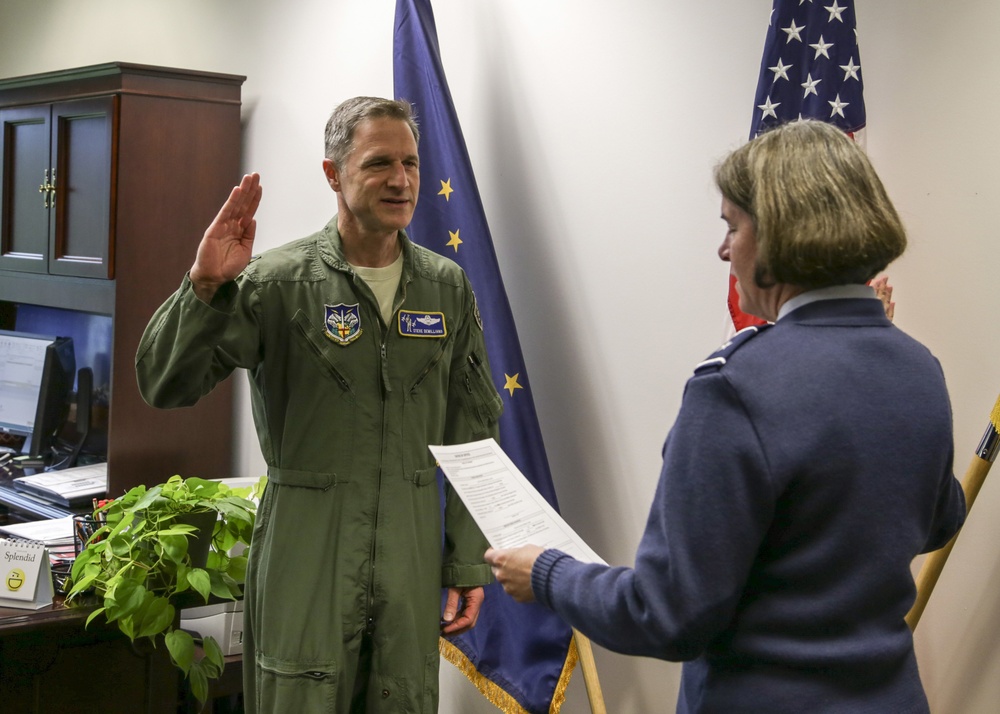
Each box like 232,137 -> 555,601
6,568 -> 25,592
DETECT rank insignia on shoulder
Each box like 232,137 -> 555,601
399,310 -> 447,338
325,303 -> 363,346
694,324 -> 771,375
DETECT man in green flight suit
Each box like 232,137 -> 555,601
135,96 -> 502,713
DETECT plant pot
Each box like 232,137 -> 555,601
142,510 -> 218,593
179,510 -> 218,570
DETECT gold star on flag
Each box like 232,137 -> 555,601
446,229 -> 463,252
438,178 -> 454,201
503,373 -> 523,397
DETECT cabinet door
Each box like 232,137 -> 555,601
50,97 -> 114,278
0,104 -> 51,274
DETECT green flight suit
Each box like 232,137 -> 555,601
135,218 -> 502,713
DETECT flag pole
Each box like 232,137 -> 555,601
906,392 -> 1000,629
572,630 -> 607,714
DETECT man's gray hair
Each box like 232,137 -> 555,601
324,96 -> 420,170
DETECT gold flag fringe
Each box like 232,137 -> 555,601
439,634 -> 579,714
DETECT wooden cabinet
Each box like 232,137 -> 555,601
0,63 -> 245,498
1,97 -> 113,278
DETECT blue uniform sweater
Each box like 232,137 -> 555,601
532,297 -> 966,713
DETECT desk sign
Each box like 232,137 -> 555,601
0,538 -> 53,609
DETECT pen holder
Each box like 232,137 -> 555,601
72,514 -> 103,558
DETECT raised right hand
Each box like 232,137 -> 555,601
190,173 -> 263,302
870,274 -> 895,322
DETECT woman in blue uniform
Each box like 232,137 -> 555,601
486,120 -> 966,714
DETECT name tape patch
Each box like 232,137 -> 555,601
398,310 -> 447,338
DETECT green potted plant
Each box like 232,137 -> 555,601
65,474 -> 266,705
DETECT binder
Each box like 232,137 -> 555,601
0,537 -> 54,609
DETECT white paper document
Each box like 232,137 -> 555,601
12,462 -> 107,507
0,516 -> 74,547
429,438 -> 606,565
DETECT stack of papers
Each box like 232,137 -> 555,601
429,438 -> 606,564
0,515 -> 74,548
13,462 -> 107,507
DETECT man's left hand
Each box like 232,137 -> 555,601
441,586 -> 484,635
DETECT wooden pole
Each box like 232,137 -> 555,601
573,630 -> 607,714
906,392 -> 1000,630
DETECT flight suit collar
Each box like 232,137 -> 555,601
316,215 -> 420,280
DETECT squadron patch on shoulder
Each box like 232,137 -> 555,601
325,303 -> 363,346
472,291 -> 483,331
694,324 -> 771,375
398,310 -> 447,338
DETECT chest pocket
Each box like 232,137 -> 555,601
280,311 -> 357,476
399,336 -> 451,480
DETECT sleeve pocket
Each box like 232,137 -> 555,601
457,357 -> 504,434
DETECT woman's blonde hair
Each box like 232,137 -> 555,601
714,120 -> 906,289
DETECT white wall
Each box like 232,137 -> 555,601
2,1 -> 997,711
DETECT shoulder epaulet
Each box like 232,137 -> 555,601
693,324 -> 772,375
238,254 -> 261,279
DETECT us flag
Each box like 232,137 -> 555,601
729,0 -> 866,330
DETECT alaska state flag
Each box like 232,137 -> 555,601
393,1 -> 577,712
728,0 -> 867,330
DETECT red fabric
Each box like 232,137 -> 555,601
727,274 -> 768,331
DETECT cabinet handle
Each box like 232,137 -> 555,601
39,169 -> 50,208
38,168 -> 56,208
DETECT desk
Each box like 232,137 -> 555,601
0,598 -> 243,713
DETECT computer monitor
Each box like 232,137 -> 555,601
0,330 -> 76,460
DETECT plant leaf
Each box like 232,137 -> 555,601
84,606 -> 107,627
188,660 -> 210,705
109,534 -> 134,558
66,571 -> 98,599
159,533 -> 189,563
227,555 -> 248,582
208,569 -> 240,599
188,476 -> 223,497
110,580 -> 148,618
166,628 -> 195,674
136,596 -> 175,639
201,635 -> 225,673
187,567 -> 212,600
68,549 -> 101,590
120,613 -> 136,639
156,524 -> 199,537
132,485 -> 164,511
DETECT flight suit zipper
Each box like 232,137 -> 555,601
354,264 -> 406,638
350,271 -> 386,639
